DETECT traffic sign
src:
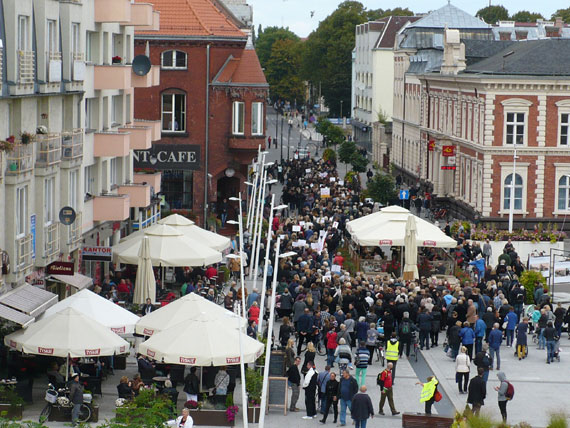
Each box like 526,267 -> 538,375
399,190 -> 409,200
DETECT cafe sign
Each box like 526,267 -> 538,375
133,144 -> 201,171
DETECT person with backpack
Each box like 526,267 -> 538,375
385,333 -> 400,382
494,372 -> 513,422
398,312 -> 417,357
377,362 -> 399,416
354,342 -> 370,388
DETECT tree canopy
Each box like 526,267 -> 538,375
510,10 -> 544,22
368,7 -> 414,20
552,8 -> 570,23
264,39 -> 305,103
476,5 -> 509,24
365,173 -> 397,204
255,26 -> 299,69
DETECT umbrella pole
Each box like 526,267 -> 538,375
65,354 -> 69,383
257,194 -> 275,336
238,305 -> 248,428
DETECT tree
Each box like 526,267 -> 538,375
476,5 -> 509,24
324,124 -> 345,146
365,174 -> 397,204
368,7 -> 414,20
255,26 -> 299,69
350,151 -> 368,173
264,39 -> 305,102
510,10 -> 544,22
338,140 -> 356,165
552,8 -> 570,23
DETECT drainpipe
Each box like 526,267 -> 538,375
401,72 -> 407,178
204,44 -> 211,228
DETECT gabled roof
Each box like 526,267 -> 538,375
136,0 -> 246,38
374,15 -> 421,49
464,39 -> 570,76
407,3 -> 489,29
213,48 -> 268,86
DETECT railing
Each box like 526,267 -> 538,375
62,129 -> 83,160
132,211 -> 161,231
72,52 -> 85,62
36,133 -> 62,167
47,51 -> 62,82
68,212 -> 82,246
17,51 -> 35,84
6,143 -> 33,175
15,234 -> 33,273
0,47 -> 3,91
44,223 -> 60,261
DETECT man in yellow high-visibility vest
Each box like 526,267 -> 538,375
385,333 -> 400,382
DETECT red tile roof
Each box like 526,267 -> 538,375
214,49 -> 268,86
136,0 -> 245,38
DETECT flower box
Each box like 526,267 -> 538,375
0,403 -> 23,419
189,408 -> 234,426
247,406 -> 261,423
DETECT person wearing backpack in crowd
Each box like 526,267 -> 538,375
354,342 -> 370,388
494,372 -> 513,422
418,307 -> 433,350
515,317 -> 529,360
467,367 -> 486,415
473,343 -> 492,383
398,312 -> 417,357
385,333 -> 400,383
377,362 -> 399,416
488,323 -> 502,370
459,321 -> 475,360
510,284 -> 525,321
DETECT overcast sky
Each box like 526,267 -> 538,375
249,0 -> 568,37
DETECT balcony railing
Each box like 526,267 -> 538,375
68,212 -> 82,247
17,51 -> 35,84
6,143 -> 33,176
0,47 -> 3,91
36,134 -> 62,167
15,234 -> 33,274
71,52 -> 85,82
47,52 -> 62,83
44,223 -> 60,261
62,129 -> 83,161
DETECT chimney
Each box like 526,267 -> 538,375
555,17 -> 564,29
441,29 -> 466,75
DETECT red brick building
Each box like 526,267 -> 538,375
133,0 -> 267,223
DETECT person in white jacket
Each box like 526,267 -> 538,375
175,408 -> 193,428
455,346 -> 471,394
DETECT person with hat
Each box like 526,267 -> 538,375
68,372 -> 84,426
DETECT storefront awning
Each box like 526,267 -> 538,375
0,284 -> 58,318
50,273 -> 93,291
0,304 -> 34,327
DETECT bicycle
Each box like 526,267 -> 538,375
40,383 -> 93,423
411,332 -> 419,362
376,341 -> 385,366
296,331 -> 327,356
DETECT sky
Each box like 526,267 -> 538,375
248,0 -> 569,37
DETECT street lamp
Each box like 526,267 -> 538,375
340,100 -> 344,119
249,162 -> 274,281
259,245 -> 297,428
224,309 -> 248,428
508,147 -> 519,233
285,119 -> 292,162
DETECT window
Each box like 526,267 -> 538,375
71,23 -> 80,55
85,98 -> 95,130
44,178 -> 55,225
558,175 -> 570,210
84,165 -> 94,197
18,15 -> 29,51
505,112 -> 525,145
232,101 -> 245,135
252,102 -> 263,135
110,158 -> 117,187
161,50 -> 187,69
111,95 -> 122,125
503,173 -> 523,210
161,92 -> 186,132
69,170 -> 79,210
47,20 -> 57,53
560,113 -> 569,146
16,186 -> 28,237
86,31 -> 96,62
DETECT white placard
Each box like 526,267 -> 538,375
320,187 -> 330,198
279,234 -> 286,240
305,168 -> 311,173
319,230 -> 327,237
332,221 -> 339,229
311,243 -> 320,250
339,180 -> 345,186
299,221 -> 306,227
330,177 -> 336,182
319,172 -> 328,178
331,265 -> 341,273
292,225 -> 301,232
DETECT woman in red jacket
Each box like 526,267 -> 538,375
248,301 -> 260,324
326,327 -> 338,367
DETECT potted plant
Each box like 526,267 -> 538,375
0,385 -> 25,419
0,136 -> 15,152
20,132 -> 34,145
245,369 -> 262,423
112,55 -> 122,64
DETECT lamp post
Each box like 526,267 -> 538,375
340,100 -> 344,119
246,150 -> 261,231
259,246 -> 297,428
249,166 -> 266,279
224,308 -> 248,428
285,119 -> 292,162
508,147 -> 518,233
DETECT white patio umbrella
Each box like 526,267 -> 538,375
42,289 -> 140,335
5,307 -> 129,380
403,215 -> 419,280
135,292 -> 246,336
112,224 -> 222,267
159,214 -> 231,252
138,315 -> 263,366
134,236 -> 156,305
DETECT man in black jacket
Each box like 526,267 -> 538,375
320,372 -> 340,424
69,373 -> 84,426
302,362 -> 318,419
287,357 -> 301,412
467,367 -> 486,414
350,386 -> 374,428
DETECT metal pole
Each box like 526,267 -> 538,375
236,305 -> 248,428
249,166 -> 266,280
246,146 -> 261,230
257,194 -> 275,337
280,113 -> 283,162
287,125 -> 291,159
280,116 -> 284,156
247,169 -> 258,232
203,44 -> 211,228
259,237 -> 281,428
508,147 -> 517,233
251,168 -> 268,285
237,192 -> 247,319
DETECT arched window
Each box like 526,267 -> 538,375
558,175 -> 570,210
161,90 -> 186,132
161,50 -> 187,70
503,173 -> 523,210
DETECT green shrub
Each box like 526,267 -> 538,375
547,412 -> 568,428
322,148 -> 337,163
520,270 -> 547,303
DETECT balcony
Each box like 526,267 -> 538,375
94,65 -> 131,90
67,212 -> 82,249
36,134 -> 62,168
5,143 -> 33,177
134,119 -> 161,141
94,0 -> 131,23
137,10 -> 160,32
131,65 -> 160,88
10,51 -> 35,95
134,172 -> 161,193
228,135 -> 266,151
47,52 -> 62,83
130,2 -> 154,26
61,129 -> 83,166
118,183 -> 151,207
119,125 -> 152,150
44,223 -> 60,264
94,131 -> 130,157
14,234 -> 33,275
93,194 -> 130,222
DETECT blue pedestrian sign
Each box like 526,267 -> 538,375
399,190 -> 409,200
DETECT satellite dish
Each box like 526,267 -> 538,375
132,55 -> 152,76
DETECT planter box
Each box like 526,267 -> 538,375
189,409 -> 234,426
0,403 -> 23,419
247,406 -> 261,423
48,404 -> 99,422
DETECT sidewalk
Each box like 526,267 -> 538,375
421,337 -> 570,427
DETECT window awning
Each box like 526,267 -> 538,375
50,273 -> 93,291
0,304 -> 34,327
0,284 -> 58,318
